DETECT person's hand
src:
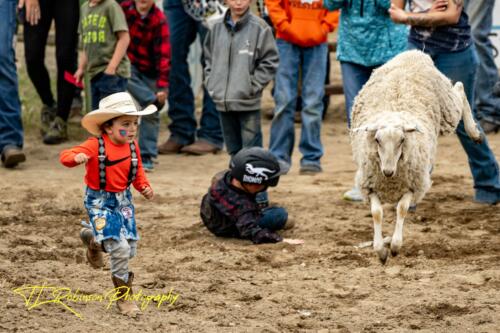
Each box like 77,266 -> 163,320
283,238 -> 304,245
389,4 -> 408,24
74,68 -> 84,83
74,153 -> 89,164
430,0 -> 448,12
141,186 -> 154,200
104,66 -> 117,76
19,0 -> 41,25
156,91 -> 167,106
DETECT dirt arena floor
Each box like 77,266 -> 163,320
1,94 -> 500,332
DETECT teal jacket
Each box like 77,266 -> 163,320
324,0 -> 408,67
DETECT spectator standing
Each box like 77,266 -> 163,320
464,0 -> 500,134
265,0 -> 338,174
324,0 -> 407,201
121,0 -> 170,172
22,0 -> 79,144
158,0 -> 223,155
390,0 -> 500,204
0,0 -> 27,168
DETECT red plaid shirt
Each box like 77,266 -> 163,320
121,1 -> 170,89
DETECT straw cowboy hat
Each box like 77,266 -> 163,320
82,92 -> 157,136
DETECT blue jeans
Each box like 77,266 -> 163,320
0,0 -> 23,153
464,0 -> 500,124
219,111 -> 262,156
409,43 -> 500,204
269,39 -> 327,170
90,73 -> 128,110
127,65 -> 160,160
340,61 -> 379,128
163,1 -> 223,148
258,206 -> 288,231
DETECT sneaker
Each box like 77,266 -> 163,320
43,116 -> 68,145
40,104 -> 57,136
343,187 -> 363,202
299,164 -> 322,175
142,158 -> 154,172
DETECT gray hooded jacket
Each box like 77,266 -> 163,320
204,9 -> 279,112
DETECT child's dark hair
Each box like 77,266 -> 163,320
100,117 -> 118,132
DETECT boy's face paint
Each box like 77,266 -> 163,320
119,129 -> 128,137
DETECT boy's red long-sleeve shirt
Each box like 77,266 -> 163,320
60,134 -> 150,193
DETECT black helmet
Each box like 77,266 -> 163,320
230,148 -> 281,187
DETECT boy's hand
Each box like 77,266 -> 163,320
283,238 -> 304,245
104,66 -> 117,75
389,4 -> 409,24
430,0 -> 448,12
156,91 -> 167,106
74,68 -> 84,83
74,153 -> 89,164
141,186 -> 154,200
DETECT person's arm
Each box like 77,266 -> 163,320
236,211 -> 283,244
202,28 -> 213,89
323,0 -> 345,12
264,0 -> 290,33
389,0 -> 463,27
60,138 -> 97,167
74,51 -> 87,83
321,9 -> 340,34
132,143 -> 153,199
155,18 -> 171,92
252,26 -> 279,92
105,31 -> 130,75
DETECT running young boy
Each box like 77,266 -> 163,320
74,0 -> 131,109
200,147 -> 304,245
121,0 -> 171,172
60,92 -> 157,317
203,0 -> 279,157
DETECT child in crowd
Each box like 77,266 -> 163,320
121,0 -> 171,172
74,0 -> 131,110
203,0 -> 279,158
60,92 -> 157,317
265,0 -> 338,174
201,147 -> 304,245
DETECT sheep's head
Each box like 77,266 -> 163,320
353,124 -> 421,178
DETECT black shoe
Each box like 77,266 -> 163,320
1,146 -> 26,168
480,119 -> 500,134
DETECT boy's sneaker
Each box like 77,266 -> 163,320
142,158 -> 154,172
43,116 -> 68,145
299,164 -> 322,175
40,104 -> 56,136
343,187 -> 363,202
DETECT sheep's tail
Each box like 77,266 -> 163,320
453,82 -> 483,144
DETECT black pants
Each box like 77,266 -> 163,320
23,0 -> 79,121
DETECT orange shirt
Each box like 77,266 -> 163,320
265,0 -> 339,47
60,134 -> 150,193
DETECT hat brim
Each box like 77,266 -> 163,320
81,105 -> 157,136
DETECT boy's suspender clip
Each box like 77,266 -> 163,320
98,136 -> 138,190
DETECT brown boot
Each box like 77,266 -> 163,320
79,228 -> 104,268
111,272 -> 141,317
180,140 -> 221,155
158,138 -> 184,154
1,146 -> 26,168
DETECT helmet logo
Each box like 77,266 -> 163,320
243,163 -> 275,183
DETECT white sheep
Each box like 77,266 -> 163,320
350,50 -> 482,264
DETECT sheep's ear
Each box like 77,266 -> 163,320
403,124 -> 422,133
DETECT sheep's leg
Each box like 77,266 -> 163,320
454,82 -> 482,143
390,192 -> 413,257
369,193 -> 388,264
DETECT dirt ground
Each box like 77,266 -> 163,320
1,94 -> 499,332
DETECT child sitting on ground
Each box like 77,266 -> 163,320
60,92 -> 157,317
200,147 -> 303,244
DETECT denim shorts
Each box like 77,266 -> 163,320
84,187 -> 139,243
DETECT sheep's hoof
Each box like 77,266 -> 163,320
390,243 -> 401,257
377,247 -> 389,265
391,249 -> 399,257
